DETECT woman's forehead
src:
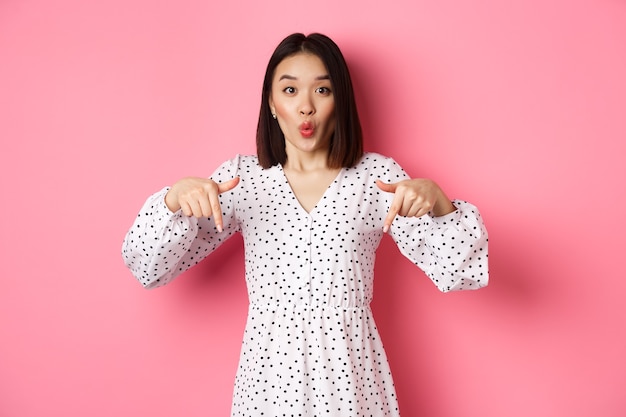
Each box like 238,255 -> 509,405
274,53 -> 328,79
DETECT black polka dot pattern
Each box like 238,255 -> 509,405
122,153 -> 489,416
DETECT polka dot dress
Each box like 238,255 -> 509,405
122,153 -> 489,416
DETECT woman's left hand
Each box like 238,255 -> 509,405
376,179 -> 456,233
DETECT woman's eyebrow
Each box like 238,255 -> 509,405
278,74 -> 330,81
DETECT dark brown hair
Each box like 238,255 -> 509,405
256,33 -> 363,169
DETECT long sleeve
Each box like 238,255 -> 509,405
381,158 -> 489,292
121,157 -> 241,289
390,200 -> 489,292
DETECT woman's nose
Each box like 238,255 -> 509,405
299,95 -> 315,116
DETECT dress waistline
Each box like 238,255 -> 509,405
248,302 -> 371,311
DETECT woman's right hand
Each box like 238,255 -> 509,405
165,176 -> 240,231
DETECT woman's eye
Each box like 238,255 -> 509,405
283,87 -> 296,94
316,87 -> 331,95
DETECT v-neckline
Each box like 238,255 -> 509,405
278,164 -> 344,216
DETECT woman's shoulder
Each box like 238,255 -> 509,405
219,154 -> 262,172
225,154 -> 281,180
228,154 -> 259,166
353,152 -> 400,170
211,154 -> 261,180
349,152 -> 408,181
360,151 -> 392,162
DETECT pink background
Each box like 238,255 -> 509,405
1,0 -> 625,416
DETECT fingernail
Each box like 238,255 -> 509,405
383,225 -> 389,233
217,225 -> 223,233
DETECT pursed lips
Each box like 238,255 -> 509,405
299,121 -> 314,138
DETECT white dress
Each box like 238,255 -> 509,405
122,153 -> 489,416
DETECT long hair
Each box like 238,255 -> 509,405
256,33 -> 363,169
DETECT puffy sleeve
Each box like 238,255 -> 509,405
121,156 -> 241,289
381,157 -> 489,292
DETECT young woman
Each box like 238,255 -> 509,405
122,33 -> 489,416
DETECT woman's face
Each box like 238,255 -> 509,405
269,52 -> 336,159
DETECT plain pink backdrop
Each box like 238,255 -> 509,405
1,0 -> 625,416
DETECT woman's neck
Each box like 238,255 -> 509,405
283,149 -> 330,173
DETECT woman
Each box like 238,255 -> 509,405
122,33 -> 488,416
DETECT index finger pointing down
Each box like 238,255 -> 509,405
383,195 -> 402,233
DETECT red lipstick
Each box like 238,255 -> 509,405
299,121 -> 315,138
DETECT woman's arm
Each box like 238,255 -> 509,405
121,158 -> 241,289
376,158 -> 489,292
